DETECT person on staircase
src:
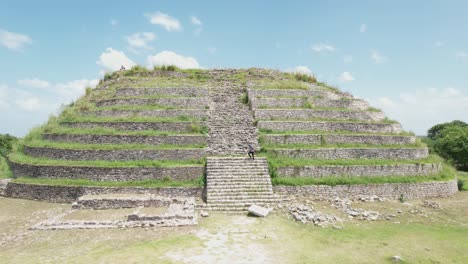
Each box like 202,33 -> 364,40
248,144 -> 255,160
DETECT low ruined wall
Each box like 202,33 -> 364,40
248,89 -> 321,98
250,97 -> 307,109
273,179 -> 458,200
277,163 -> 441,177
43,134 -> 207,146
254,109 -> 385,121
116,87 -> 208,97
4,182 -> 203,203
257,121 -> 402,133
273,148 -> 428,160
9,161 -> 204,181
262,134 -> 415,145
23,146 -> 206,161
63,121 -> 204,132
312,99 -> 369,110
95,97 -> 208,108
85,109 -> 208,119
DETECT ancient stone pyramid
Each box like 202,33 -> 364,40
7,68 -> 453,211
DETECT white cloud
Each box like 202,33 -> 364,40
191,16 -> 202,25
456,51 -> 468,61
147,51 -> 200,69
434,41 -> 444,47
0,28 -> 32,51
0,84 -> 11,109
146,12 -> 182,31
369,87 -> 468,135
96,47 -> 136,72
126,32 -> 156,53
15,97 -> 44,111
370,49 -> 388,63
54,79 -> 99,102
360,24 -> 367,33
18,78 -> 50,89
311,44 -> 335,53
286,66 -> 313,76
343,55 -> 353,63
339,72 -> 355,82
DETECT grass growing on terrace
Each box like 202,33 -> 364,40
8,152 -> 205,168
253,80 -> 311,90
12,176 -> 204,188
42,125 -> 206,136
24,140 -> 207,150
259,128 -> 415,136
0,157 -> 12,179
256,118 -> 398,123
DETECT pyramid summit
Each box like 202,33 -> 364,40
3,67 -> 457,213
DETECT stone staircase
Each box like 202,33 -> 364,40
199,157 -> 283,212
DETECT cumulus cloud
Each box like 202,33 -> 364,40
126,32 -> 156,53
96,48 -> 136,72
339,72 -> 355,82
147,51 -> 200,69
54,79 -> 99,102
0,28 -> 32,51
370,49 -> 388,63
360,24 -> 367,33
18,78 -> 50,89
15,97 -> 44,111
286,66 -> 313,76
311,44 -> 335,53
191,16 -> 202,25
146,12 -> 182,31
368,87 -> 468,135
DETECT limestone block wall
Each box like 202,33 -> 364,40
257,121 -> 402,133
116,87 -> 208,97
312,99 -> 369,111
23,146 -> 206,161
273,148 -> 428,160
42,134 -> 207,146
95,97 -> 208,108
250,97 -> 307,109
85,109 -> 208,119
9,161 -> 204,181
3,182 -> 203,203
277,163 -> 441,177
273,179 -> 458,200
247,89 -> 321,98
254,109 -> 385,121
262,134 -> 415,145
63,121 -> 204,132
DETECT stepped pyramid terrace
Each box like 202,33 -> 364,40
1,67 -> 458,228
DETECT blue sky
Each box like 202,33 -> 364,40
1,0 -> 467,136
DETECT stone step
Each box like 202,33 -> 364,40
115,87 -> 208,97
207,195 -> 276,200
257,121 -> 402,134
62,121 -> 206,133
272,147 -> 429,160
23,146 -> 206,161
207,190 -> 273,195
311,98 -> 369,111
8,161 -> 204,182
206,170 -> 268,174
84,109 -> 208,119
206,187 -> 273,192
73,194 -> 194,210
95,97 -> 208,108
254,109 -> 385,122
262,134 -> 416,145
207,182 -> 272,187
206,176 -> 270,180
42,133 -> 207,146
247,88 -> 321,98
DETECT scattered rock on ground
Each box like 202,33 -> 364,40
248,205 -> 270,217
288,203 -> 341,227
200,211 -> 209,217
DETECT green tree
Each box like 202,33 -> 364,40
431,125 -> 468,170
427,120 -> 467,140
0,134 -> 17,157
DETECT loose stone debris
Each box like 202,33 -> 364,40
288,203 -> 341,227
248,205 -> 270,217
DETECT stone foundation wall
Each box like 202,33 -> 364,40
273,148 -> 428,160
9,161 -> 204,181
63,121 -> 204,132
250,97 -> 307,109
42,134 -> 207,146
23,146 -> 206,161
312,99 -> 369,110
262,134 -> 415,145
277,163 -> 441,177
116,87 -> 208,97
84,109 -> 208,119
247,89 -> 321,98
257,121 -> 402,133
3,182 -> 203,203
95,97 -> 208,108
273,179 -> 458,200
254,109 -> 385,121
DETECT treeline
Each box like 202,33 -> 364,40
0,134 -> 17,157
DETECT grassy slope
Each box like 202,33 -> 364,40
0,156 -> 12,179
458,170 -> 468,191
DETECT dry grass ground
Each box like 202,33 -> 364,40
0,192 -> 467,264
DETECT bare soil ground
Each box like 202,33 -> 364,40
1,192 -> 467,263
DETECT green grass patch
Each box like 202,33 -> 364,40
97,94 -> 200,100
42,126 -> 203,136
110,76 -> 208,89
8,152 -> 205,168
254,80 -> 311,90
272,165 -> 456,186
59,115 -> 202,123
260,141 -> 424,150
24,140 -> 206,150
259,129 -> 415,136
256,118 -> 398,124
90,104 -> 185,111
12,177 -> 203,188
0,156 -> 12,179
457,170 -> 468,191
